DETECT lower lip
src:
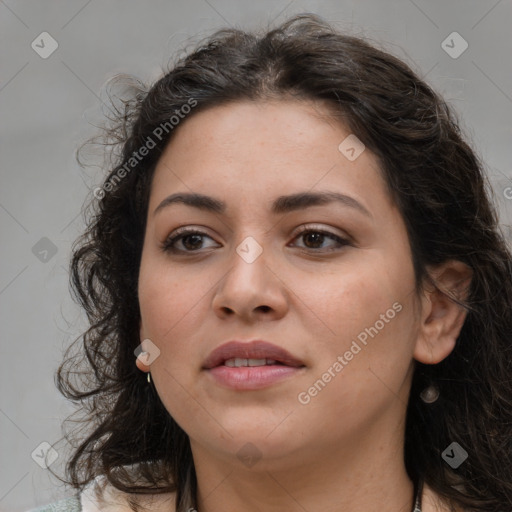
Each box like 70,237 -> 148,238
205,365 -> 303,390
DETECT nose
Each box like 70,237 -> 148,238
211,240 -> 289,323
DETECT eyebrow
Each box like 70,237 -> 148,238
153,191 -> 372,218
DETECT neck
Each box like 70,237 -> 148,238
191,414 -> 415,512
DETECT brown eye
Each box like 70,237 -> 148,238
302,232 -> 326,249
291,228 -> 350,252
179,233 -> 205,251
161,229 -> 218,253
161,226 -> 350,255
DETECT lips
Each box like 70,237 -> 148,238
202,340 -> 305,369
203,340 -> 305,390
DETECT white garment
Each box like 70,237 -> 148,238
80,475 -> 176,512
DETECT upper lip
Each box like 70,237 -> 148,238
202,340 -> 305,369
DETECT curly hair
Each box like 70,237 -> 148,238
52,13 -> 512,512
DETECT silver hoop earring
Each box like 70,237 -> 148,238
147,372 -> 151,384
420,384 -> 439,403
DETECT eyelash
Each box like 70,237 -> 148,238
161,225 -> 351,254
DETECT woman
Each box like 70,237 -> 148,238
32,13 -> 512,512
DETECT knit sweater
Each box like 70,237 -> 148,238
30,496 -> 82,512
28,475 -> 176,512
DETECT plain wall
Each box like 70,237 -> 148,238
1,1 -> 511,510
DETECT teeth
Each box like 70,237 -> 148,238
224,358 -> 278,367
248,358 -> 266,367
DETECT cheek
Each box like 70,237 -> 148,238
296,273 -> 416,428
138,268 -> 207,415
298,247 -> 417,380
138,260 -> 204,356
306,259 -> 408,334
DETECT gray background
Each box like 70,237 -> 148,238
1,1 -> 511,510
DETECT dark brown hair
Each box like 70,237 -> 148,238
52,13 -> 512,512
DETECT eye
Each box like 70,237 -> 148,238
290,226 -> 350,252
161,228 -> 219,253
161,225 -> 350,255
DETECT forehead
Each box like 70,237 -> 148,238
148,99 -> 393,215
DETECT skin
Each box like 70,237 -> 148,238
136,100 -> 472,512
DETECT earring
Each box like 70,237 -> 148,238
420,384 -> 439,403
147,372 -> 151,384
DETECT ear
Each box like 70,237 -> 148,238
414,260 -> 473,365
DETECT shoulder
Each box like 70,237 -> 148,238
80,474 -> 176,512
28,475 -> 176,512
28,496 -> 82,512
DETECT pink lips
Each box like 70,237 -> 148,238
202,340 -> 305,390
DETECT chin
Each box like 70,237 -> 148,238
193,417 -> 302,458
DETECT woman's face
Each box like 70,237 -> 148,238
138,100 -> 422,469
